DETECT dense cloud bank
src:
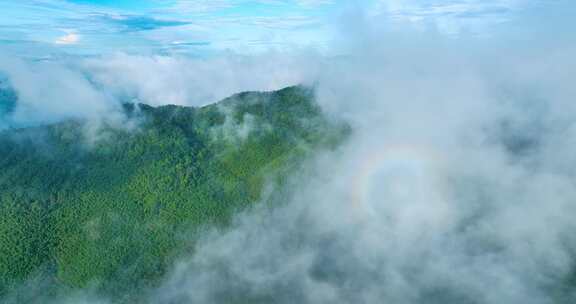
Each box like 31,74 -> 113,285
149,41 -> 576,303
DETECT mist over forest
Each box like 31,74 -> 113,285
1,1 -> 576,303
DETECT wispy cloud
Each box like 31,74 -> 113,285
295,0 -> 334,8
0,0 -> 545,56
167,0 -> 235,13
372,0 -> 534,35
95,14 -> 191,32
0,0 -> 338,56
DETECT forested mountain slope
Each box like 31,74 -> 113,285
0,86 -> 349,302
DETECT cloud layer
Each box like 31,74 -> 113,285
150,27 -> 576,304
0,50 -> 321,130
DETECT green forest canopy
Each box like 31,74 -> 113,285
0,86 -> 349,302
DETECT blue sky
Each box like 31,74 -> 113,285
0,0 -> 568,58
0,0 -> 345,57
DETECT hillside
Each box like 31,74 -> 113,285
0,86 -> 349,302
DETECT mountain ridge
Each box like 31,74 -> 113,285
0,85 -> 349,303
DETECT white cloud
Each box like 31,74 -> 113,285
81,51 -> 320,106
54,31 -> 80,45
0,55 -> 116,126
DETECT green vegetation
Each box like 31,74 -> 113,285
0,86 -> 349,302
0,80 -> 16,118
